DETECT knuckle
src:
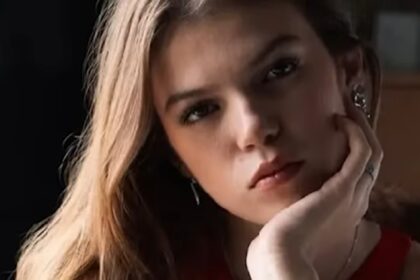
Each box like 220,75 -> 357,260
378,149 -> 384,161
361,145 -> 372,163
373,143 -> 384,160
365,146 -> 373,160
366,146 -> 373,159
355,134 -> 370,153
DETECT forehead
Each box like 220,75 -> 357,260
151,1 -> 317,111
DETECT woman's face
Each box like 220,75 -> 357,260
152,1 -> 358,224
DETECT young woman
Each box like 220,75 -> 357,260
16,0 -> 420,279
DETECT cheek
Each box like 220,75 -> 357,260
298,58 -> 346,144
305,113 -> 347,188
167,129 -> 233,195
167,129 -> 253,219
310,80 -> 347,175
294,80 -> 347,185
319,124 -> 347,173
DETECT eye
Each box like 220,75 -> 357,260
262,57 -> 299,83
180,101 -> 219,125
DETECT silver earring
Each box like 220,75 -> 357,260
351,84 -> 371,119
190,179 -> 200,206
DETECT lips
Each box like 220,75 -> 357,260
249,157 -> 304,189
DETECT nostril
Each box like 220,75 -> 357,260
266,133 -> 276,144
265,126 -> 281,144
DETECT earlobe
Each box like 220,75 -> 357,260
350,84 -> 372,121
172,159 -> 193,178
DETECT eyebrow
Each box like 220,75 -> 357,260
248,34 -> 300,69
164,34 -> 300,113
165,88 -> 212,113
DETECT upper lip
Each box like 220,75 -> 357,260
249,156 -> 301,189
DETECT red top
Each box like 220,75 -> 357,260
350,227 -> 412,280
180,227 -> 412,280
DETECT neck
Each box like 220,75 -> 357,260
224,217 -> 381,280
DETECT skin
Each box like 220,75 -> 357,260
152,1 -> 349,224
151,1 -> 420,279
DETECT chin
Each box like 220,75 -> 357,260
234,166 -> 337,225
259,170 -> 332,223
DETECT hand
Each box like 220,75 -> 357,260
246,96 -> 384,280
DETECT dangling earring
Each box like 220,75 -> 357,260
351,84 -> 371,119
190,178 -> 201,206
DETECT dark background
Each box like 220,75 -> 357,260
1,1 -> 100,277
1,0 -> 420,279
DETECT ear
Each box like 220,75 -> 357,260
335,46 -> 366,96
334,46 -> 379,128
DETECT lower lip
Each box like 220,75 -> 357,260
253,161 -> 304,191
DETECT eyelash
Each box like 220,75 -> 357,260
261,57 -> 300,83
180,100 -> 219,125
180,57 -> 300,125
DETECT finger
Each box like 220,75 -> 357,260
289,114 -> 372,225
344,95 -> 383,194
292,115 -> 372,228
332,115 -> 372,192
264,115 -> 373,238
344,94 -> 383,166
280,115 -> 372,229
353,171 -> 374,216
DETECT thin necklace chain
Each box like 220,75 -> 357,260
333,224 -> 360,280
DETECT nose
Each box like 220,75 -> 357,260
235,101 -> 281,152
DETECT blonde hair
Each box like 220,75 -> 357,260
16,1 -> 383,279
17,1 -> 174,279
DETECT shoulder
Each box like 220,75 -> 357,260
401,240 -> 420,280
